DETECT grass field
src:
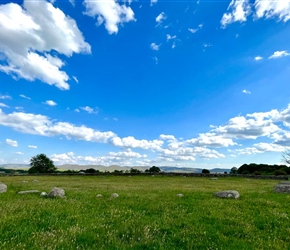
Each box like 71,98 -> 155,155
0,175 -> 290,249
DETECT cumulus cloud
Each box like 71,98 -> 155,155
28,145 -> 37,149
255,0 -> 290,22
0,0 -> 90,90
150,43 -> 160,51
6,138 -> 18,147
44,100 -> 57,106
221,0 -> 250,27
222,0 -> 290,27
110,136 -> 163,151
269,51 -> 290,59
0,108 -> 116,142
83,0 -> 135,34
156,12 -> 166,25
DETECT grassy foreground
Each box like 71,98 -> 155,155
0,175 -> 289,249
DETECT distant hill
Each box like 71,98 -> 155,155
0,164 -> 230,173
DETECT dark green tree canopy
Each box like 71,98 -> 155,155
28,154 -> 57,174
148,166 -> 161,173
202,169 -> 210,174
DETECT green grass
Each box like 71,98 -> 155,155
0,175 -> 289,249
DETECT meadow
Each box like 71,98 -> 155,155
0,175 -> 289,249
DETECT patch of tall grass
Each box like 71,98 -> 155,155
0,175 -> 289,249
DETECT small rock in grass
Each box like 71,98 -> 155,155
32,179 -> 39,182
210,178 -> 218,180
0,183 -> 7,193
48,187 -> 65,198
177,194 -> 184,197
22,180 -> 28,183
111,193 -> 119,199
214,190 -> 240,199
274,182 -> 290,193
40,192 -> 48,197
18,190 -> 40,194
96,194 -> 103,198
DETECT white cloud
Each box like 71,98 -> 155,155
0,108 -> 116,143
110,136 -> 164,151
188,28 -> 198,33
236,142 -> 285,155
188,24 -> 203,34
83,0 -> 135,34
6,138 -> 18,147
0,95 -> 11,99
0,103 -> 8,108
166,34 -> 176,41
156,12 -> 166,25
242,89 -> 251,94
72,76 -> 78,83
80,106 -> 98,114
44,100 -> 57,106
15,151 -> 24,155
19,94 -> 31,100
0,0 -> 90,90
150,0 -> 158,6
150,43 -> 160,51
254,56 -> 263,61
159,134 -> 176,141
153,56 -> 158,64
269,50 -> 290,59
221,0 -> 251,28
255,0 -> 290,22
222,0 -> 290,27
28,145 -> 37,149
186,133 -> 236,147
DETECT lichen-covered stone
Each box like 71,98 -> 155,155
48,187 -> 65,198
0,183 -> 7,193
18,190 -> 40,194
274,183 -> 290,193
214,190 -> 240,199
111,193 -> 119,198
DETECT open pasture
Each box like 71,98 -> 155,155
0,175 -> 289,249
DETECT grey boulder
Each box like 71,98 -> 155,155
214,190 -> 240,199
274,182 -> 290,193
0,183 -> 7,193
48,187 -> 65,198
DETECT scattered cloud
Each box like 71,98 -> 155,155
188,24 -> 203,34
269,50 -> 290,59
156,12 -> 166,25
221,0 -> 251,28
44,100 -> 57,106
221,0 -> 290,27
15,151 -> 24,155
150,0 -> 158,6
242,89 -> 251,94
0,95 -> 11,99
0,0 -> 91,90
19,94 -> 31,100
0,103 -> 9,108
28,145 -> 37,149
254,56 -> 263,61
72,76 -> 78,83
83,0 -> 135,34
80,106 -> 99,114
255,0 -> 290,22
153,56 -> 158,64
6,138 -> 18,147
150,43 -> 160,51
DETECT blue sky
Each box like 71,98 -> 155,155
1,0 -> 290,169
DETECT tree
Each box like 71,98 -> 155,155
282,149 -> 290,165
28,154 -> 57,174
202,169 -> 210,174
230,167 -> 238,174
148,166 -> 161,173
